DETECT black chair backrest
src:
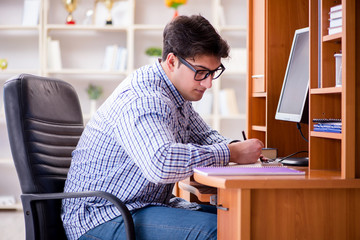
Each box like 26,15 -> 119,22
4,74 -> 84,239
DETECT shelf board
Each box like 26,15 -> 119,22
323,33 -> 342,42
219,25 -> 247,32
0,158 -> 14,165
310,87 -> 342,94
219,114 -> 246,120
0,70 -> 40,77
46,24 -> 128,32
133,24 -> 164,31
46,69 -> 128,76
310,131 -> 342,140
0,25 -> 40,31
223,70 -> 247,76
252,125 -> 266,132
0,202 -> 22,210
252,92 -> 267,98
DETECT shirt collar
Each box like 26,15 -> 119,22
153,60 -> 185,109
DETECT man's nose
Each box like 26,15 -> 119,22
200,76 -> 213,89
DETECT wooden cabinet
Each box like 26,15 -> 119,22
309,0 -> 359,178
248,0 -> 359,177
247,0 -> 309,157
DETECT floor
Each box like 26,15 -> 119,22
0,210 -> 25,240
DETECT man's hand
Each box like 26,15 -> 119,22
228,139 -> 264,164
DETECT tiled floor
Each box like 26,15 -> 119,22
0,210 -> 25,240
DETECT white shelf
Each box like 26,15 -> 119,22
0,25 -> 40,31
0,69 -> 40,75
219,25 -> 247,32
0,158 -> 13,164
219,114 -> 247,120
46,24 -> 128,32
133,24 -> 164,31
0,0 -> 248,162
46,69 -> 129,76
0,202 -> 22,210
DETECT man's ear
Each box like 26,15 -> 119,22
166,53 -> 177,72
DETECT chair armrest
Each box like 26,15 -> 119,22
21,191 -> 135,240
178,179 -> 217,202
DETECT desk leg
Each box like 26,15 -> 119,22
217,188 -> 250,240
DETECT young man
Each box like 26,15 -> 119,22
62,15 -> 264,240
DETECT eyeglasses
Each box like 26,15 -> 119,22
177,56 -> 225,81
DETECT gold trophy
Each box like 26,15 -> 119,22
104,0 -> 114,25
63,0 -> 78,24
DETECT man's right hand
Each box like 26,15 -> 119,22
227,139 -> 264,164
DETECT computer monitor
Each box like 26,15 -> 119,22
275,27 -> 309,124
275,27 -> 309,166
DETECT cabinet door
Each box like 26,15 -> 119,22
249,0 -> 265,93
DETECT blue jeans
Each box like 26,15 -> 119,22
79,205 -> 217,240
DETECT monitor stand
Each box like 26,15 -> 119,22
280,157 -> 309,167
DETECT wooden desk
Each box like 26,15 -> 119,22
194,168 -> 360,240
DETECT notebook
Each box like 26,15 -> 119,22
193,165 -> 305,176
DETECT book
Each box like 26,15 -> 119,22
329,10 -> 342,20
47,37 -> 62,70
22,0 -> 40,26
328,26 -> 342,35
194,165 -> 305,176
329,17 -> 342,28
313,122 -> 342,133
115,47 -> 127,71
103,45 -> 128,71
330,4 -> 342,13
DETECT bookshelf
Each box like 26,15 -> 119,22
309,0 -> 359,178
248,0 -> 359,178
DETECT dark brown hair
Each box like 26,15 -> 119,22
162,15 -> 230,61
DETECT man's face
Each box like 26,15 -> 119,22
171,55 -> 222,101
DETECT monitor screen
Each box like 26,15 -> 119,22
275,27 -> 309,123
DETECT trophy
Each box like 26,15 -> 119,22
63,0 -> 78,24
104,0 -> 114,25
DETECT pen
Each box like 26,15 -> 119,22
242,130 -> 247,141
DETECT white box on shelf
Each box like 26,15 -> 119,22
22,0 -> 40,26
334,53 -> 342,87
47,37 -> 62,70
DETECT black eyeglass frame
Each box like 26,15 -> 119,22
177,56 -> 226,81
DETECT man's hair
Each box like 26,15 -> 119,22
162,15 -> 230,61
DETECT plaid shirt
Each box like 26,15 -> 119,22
61,61 -> 231,239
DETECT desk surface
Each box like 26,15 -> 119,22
194,168 -> 360,240
194,168 -> 360,189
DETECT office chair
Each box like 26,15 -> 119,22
3,74 -> 135,240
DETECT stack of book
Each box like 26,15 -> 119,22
328,4 -> 342,35
313,119 -> 342,133
102,45 -> 127,71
